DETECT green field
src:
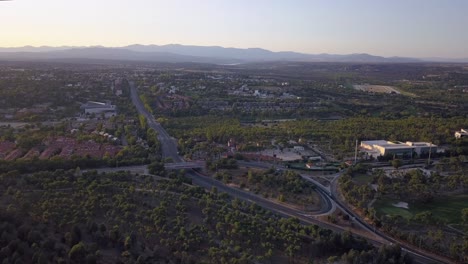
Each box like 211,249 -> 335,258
374,195 -> 468,224
352,173 -> 373,185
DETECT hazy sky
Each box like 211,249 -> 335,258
1,0 -> 467,58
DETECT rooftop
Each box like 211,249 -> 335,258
80,101 -> 115,109
380,144 -> 415,150
406,141 -> 436,147
361,140 -> 388,145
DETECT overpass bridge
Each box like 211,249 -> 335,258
164,161 -> 205,170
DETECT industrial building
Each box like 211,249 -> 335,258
81,101 -> 116,116
360,140 -> 436,158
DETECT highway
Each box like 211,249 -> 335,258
327,174 -> 449,264
129,81 -> 182,162
228,161 -> 448,263
128,79 -> 449,264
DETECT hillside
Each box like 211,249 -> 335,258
0,44 -> 424,64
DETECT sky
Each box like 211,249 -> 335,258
1,0 -> 467,58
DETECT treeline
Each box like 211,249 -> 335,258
239,169 -> 319,208
138,94 -> 153,115
339,165 -> 375,209
167,116 -> 468,156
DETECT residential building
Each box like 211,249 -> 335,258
455,129 -> 468,139
5,149 -> 24,161
0,141 -> 16,159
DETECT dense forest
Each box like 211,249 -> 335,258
167,116 -> 468,159
0,169 -> 412,263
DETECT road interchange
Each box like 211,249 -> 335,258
128,80 -> 450,264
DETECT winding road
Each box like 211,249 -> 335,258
128,80 -> 449,264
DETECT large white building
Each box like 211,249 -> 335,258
455,129 -> 468,139
360,140 -> 436,158
81,101 -> 116,116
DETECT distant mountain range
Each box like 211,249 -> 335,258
0,44 -> 466,64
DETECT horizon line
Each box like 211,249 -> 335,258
0,43 -> 466,60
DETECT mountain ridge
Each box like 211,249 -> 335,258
0,44 -> 464,63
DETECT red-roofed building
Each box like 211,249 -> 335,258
22,148 -> 41,160
102,145 -> 121,157
59,145 -> 75,159
37,137 -> 122,160
0,141 -> 16,159
75,141 -> 103,158
5,149 -> 24,161
39,146 -> 61,160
